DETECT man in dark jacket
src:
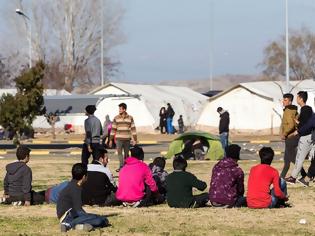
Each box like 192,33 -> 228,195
286,91 -> 313,184
209,144 -> 246,207
279,93 -> 307,178
166,157 -> 208,208
217,107 -> 230,154
2,146 -> 45,206
81,105 -> 103,165
82,146 -> 120,206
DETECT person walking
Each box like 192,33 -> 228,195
279,93 -> 307,179
159,107 -> 167,134
166,103 -> 175,134
286,91 -> 313,184
109,103 -> 137,172
217,107 -> 230,154
81,105 -> 102,165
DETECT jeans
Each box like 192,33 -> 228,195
280,135 -> 307,178
63,210 -> 108,229
81,143 -> 101,165
166,118 -> 174,134
291,134 -> 312,178
219,132 -> 229,155
116,139 -> 130,168
269,178 -> 287,208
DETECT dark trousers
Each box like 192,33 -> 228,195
191,193 -> 209,208
307,158 -> 315,178
5,190 -> 45,205
81,143 -> 100,165
280,135 -> 307,178
63,210 -> 108,229
116,139 -> 130,168
102,192 -> 122,206
160,120 -> 166,134
211,196 -> 247,208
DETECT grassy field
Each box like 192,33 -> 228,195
0,156 -> 315,236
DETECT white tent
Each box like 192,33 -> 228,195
90,82 -> 208,133
196,80 -> 315,134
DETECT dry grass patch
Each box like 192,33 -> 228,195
0,157 -> 315,235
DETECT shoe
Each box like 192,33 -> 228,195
115,167 -> 121,172
12,201 -> 22,206
0,197 -> 6,203
132,200 -> 141,208
60,223 -> 71,232
297,177 -> 309,187
285,176 -> 296,184
75,224 -> 93,232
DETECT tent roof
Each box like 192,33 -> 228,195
209,80 -> 315,102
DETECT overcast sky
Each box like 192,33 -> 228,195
114,0 -> 315,82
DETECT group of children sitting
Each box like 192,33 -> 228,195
1,144 -> 289,232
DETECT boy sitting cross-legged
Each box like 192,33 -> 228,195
166,157 -> 208,208
247,147 -> 289,209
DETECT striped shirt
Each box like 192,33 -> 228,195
110,112 -> 137,141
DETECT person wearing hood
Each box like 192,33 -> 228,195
209,144 -> 245,207
279,93 -> 307,179
217,107 -> 230,154
2,146 -> 45,205
115,145 -> 163,207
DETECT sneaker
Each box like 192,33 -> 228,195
297,177 -> 309,187
0,197 -> 6,203
60,223 -> 71,232
285,176 -> 296,184
12,201 -> 22,206
75,224 -> 93,232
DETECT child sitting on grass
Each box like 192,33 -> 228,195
166,157 -> 208,208
247,147 -> 289,209
2,146 -> 45,206
149,157 -> 168,196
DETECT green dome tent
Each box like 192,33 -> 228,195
165,131 -> 224,160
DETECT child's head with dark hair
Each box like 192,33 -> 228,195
173,156 -> 187,171
259,147 -> 274,165
153,157 -> 166,170
72,163 -> 88,181
130,145 -> 144,160
85,105 -> 96,115
16,146 -> 31,161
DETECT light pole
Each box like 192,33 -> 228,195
101,0 -> 104,86
285,0 -> 290,92
15,8 -> 32,68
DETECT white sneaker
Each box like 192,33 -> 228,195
74,224 -> 93,232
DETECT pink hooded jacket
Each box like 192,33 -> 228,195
116,157 -> 158,202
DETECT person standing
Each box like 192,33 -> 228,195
178,115 -> 184,134
286,91 -> 313,184
81,105 -> 102,165
279,93 -> 307,178
166,103 -> 175,134
109,103 -> 137,172
217,107 -> 230,153
159,107 -> 167,134
102,115 -> 112,147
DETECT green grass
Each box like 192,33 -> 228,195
0,157 -> 315,235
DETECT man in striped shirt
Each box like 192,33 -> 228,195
109,103 -> 137,171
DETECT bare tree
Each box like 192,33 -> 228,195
261,28 -> 315,81
1,0 -> 124,92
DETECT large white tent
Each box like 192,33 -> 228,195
196,80 -> 315,134
90,82 -> 208,133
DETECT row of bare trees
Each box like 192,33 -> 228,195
0,0 -> 124,92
